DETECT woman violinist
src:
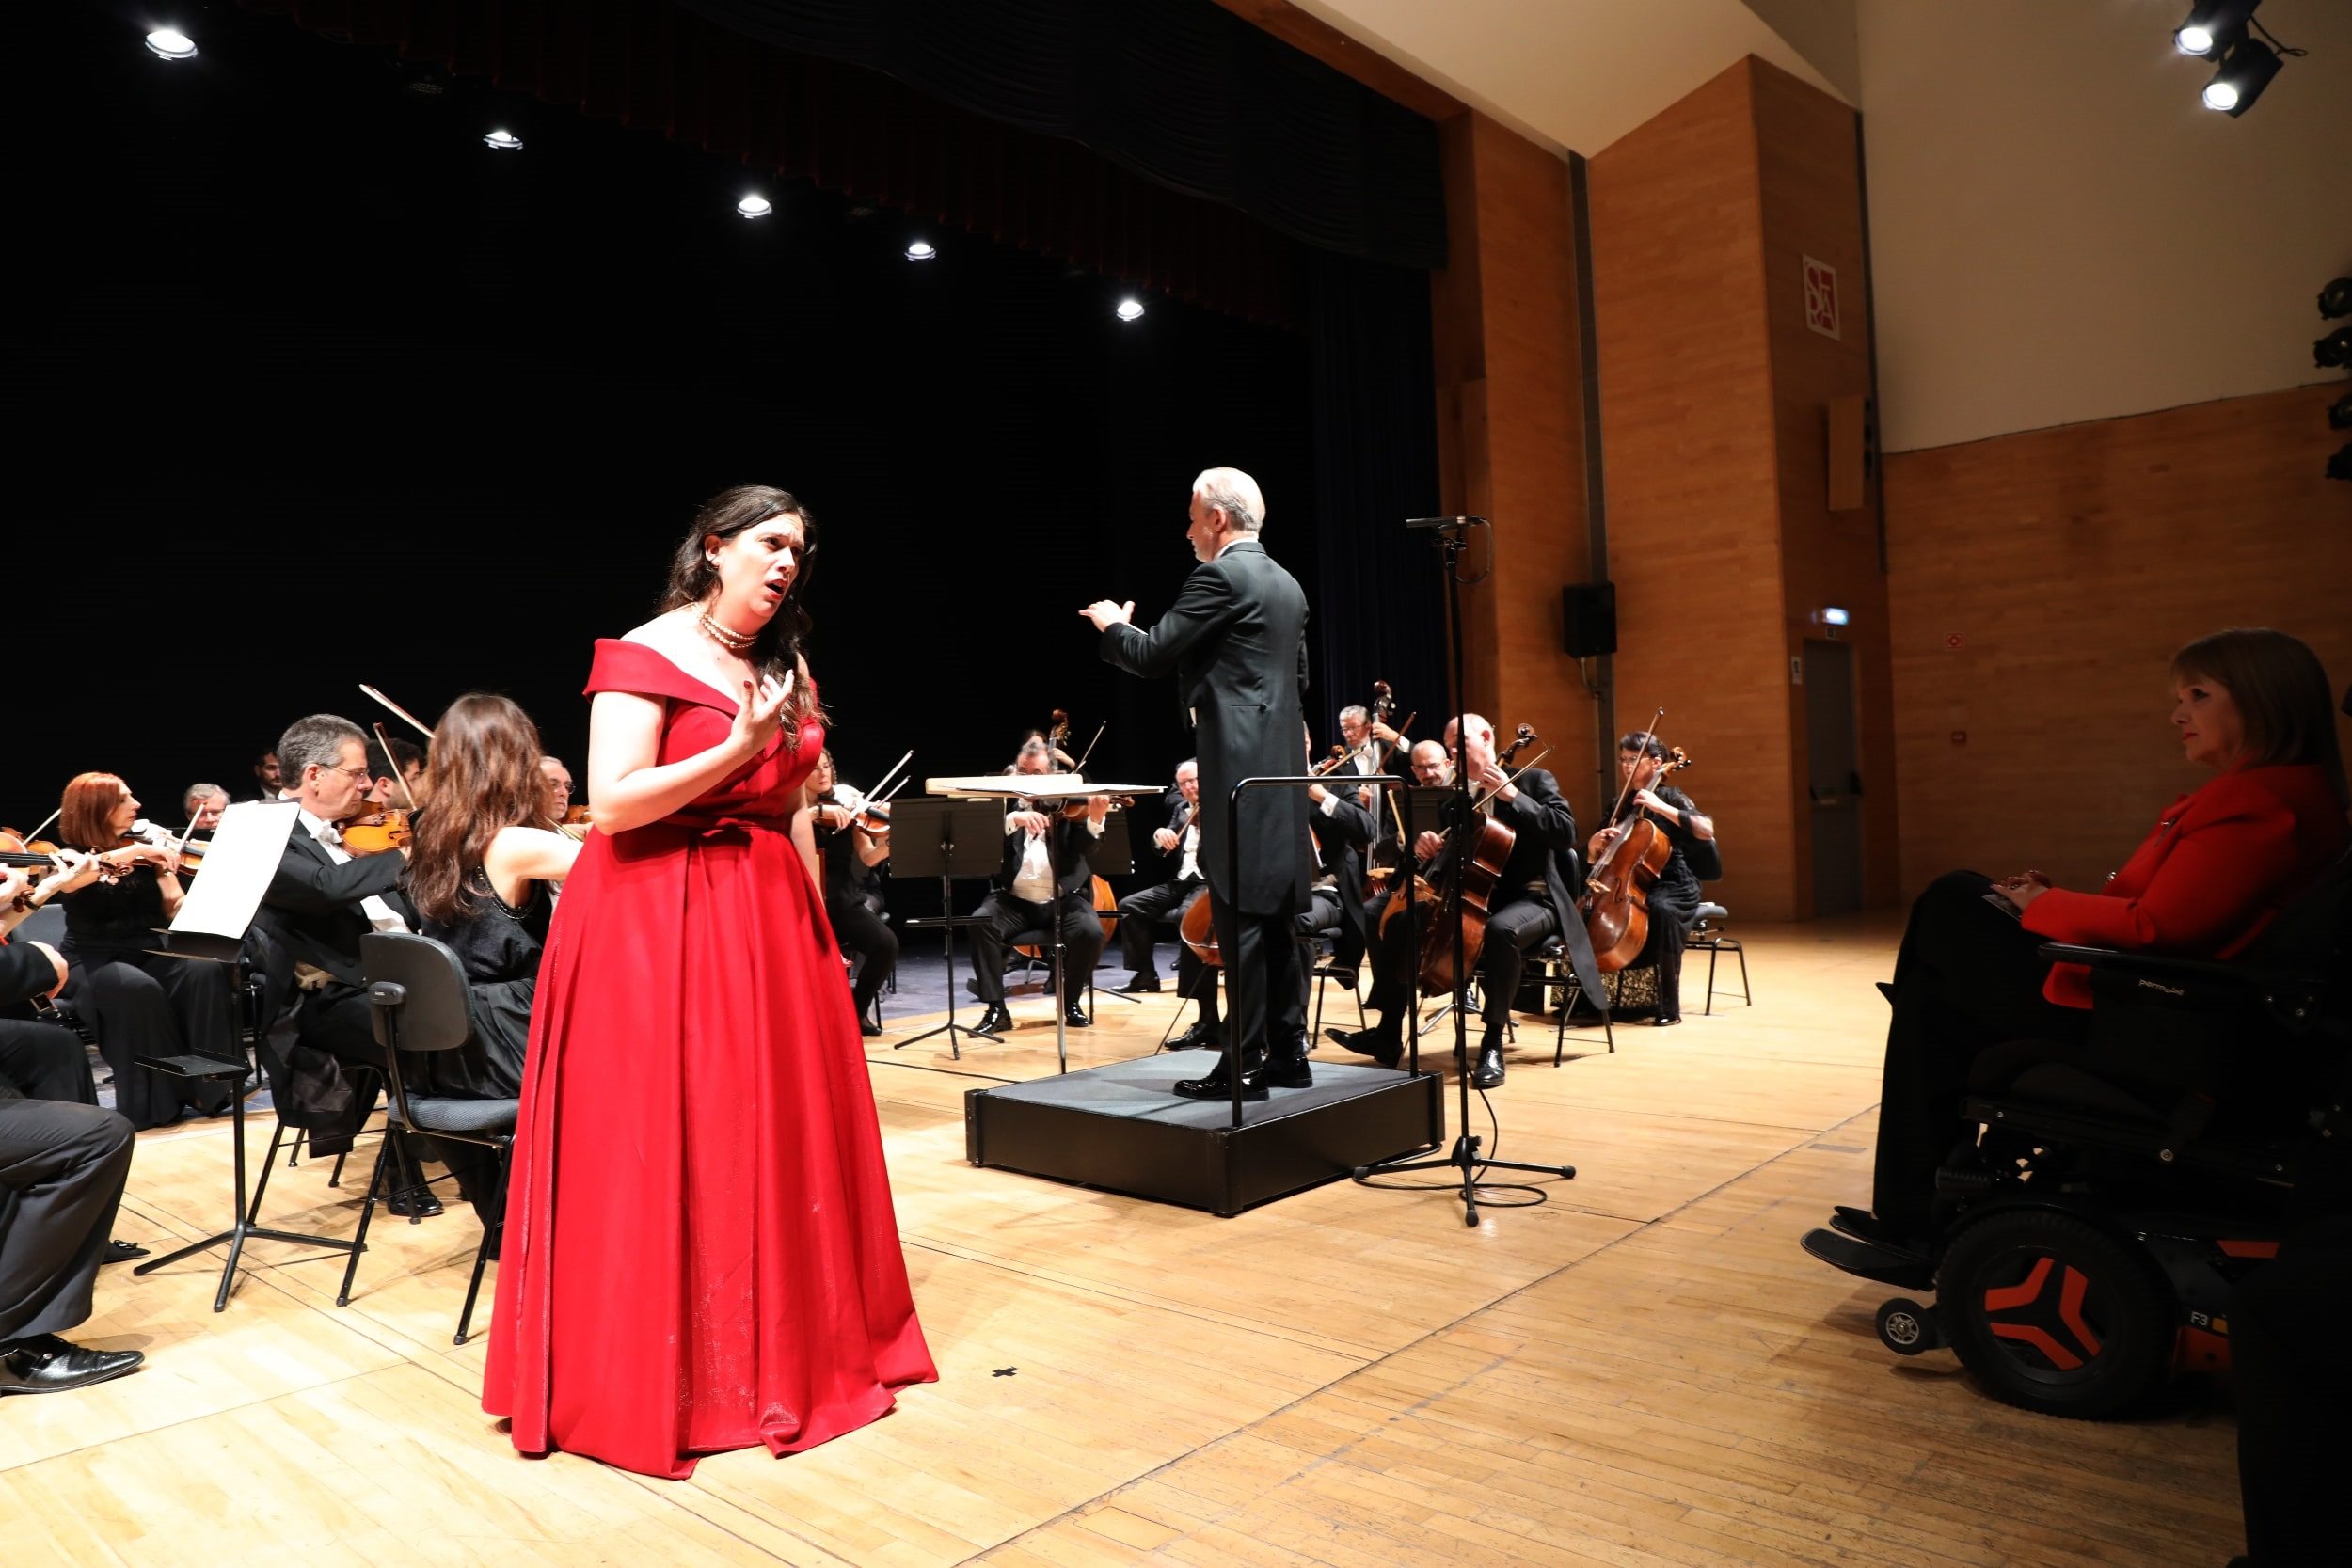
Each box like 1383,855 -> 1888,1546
1591,735 -> 1715,1026
45,773 -> 235,1128
806,750 -> 897,1036
1847,627 -> 2348,1250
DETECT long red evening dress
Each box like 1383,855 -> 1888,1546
481,639 -> 935,1479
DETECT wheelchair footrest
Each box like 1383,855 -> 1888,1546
1802,1227 -> 1935,1290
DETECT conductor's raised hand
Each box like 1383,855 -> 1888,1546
729,671 -> 794,755
1079,599 -> 1135,632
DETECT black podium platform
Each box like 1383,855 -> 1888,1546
965,1050 -> 1441,1216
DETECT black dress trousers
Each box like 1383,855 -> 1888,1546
0,1099 -> 135,1342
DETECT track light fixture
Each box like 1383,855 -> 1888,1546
483,129 -> 523,150
737,195 -> 773,219
904,240 -> 936,261
2174,1 -> 2256,57
2323,278 -> 2352,322
2201,36 -> 2284,114
2329,393 -> 2352,434
1115,298 -> 1145,322
2316,327 -> 2352,372
145,28 -> 198,61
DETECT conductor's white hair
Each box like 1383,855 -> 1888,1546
1192,467 -> 1264,534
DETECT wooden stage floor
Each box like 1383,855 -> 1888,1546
5,919 -> 2246,1566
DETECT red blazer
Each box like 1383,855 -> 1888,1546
2023,763 -> 2347,1008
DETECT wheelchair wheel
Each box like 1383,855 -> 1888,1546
1937,1208 -> 2174,1418
1875,1298 -> 1940,1355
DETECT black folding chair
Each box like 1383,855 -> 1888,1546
339,932 -> 517,1345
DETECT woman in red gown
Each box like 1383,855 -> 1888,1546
483,486 -> 935,1478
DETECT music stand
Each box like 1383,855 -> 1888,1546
133,801 -> 359,1309
1077,808 -> 1141,1006
892,797 -> 1003,1061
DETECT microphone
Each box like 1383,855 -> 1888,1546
1404,515 -> 1486,531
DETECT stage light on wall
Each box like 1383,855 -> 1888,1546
2323,277 -> 2352,321
145,28 -> 198,61
483,129 -> 524,151
1811,607 -> 1851,629
736,195 -> 773,219
2201,36 -> 2284,113
1115,298 -> 1145,322
2329,392 -> 2352,432
2317,327 -> 2352,370
2174,1 -> 2255,57
904,240 -> 937,261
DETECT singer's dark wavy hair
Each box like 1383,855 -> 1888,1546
660,484 -> 822,724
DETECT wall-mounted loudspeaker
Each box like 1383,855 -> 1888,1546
1562,582 -> 1616,657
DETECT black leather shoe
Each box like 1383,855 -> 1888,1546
1064,1005 -> 1092,1028
1261,1053 -> 1312,1090
0,1335 -> 144,1397
103,1239 -> 150,1266
1172,1052 -> 1267,1101
1113,973 -> 1162,993
387,1186 -> 444,1219
860,1020 -> 883,1037
1324,1026 -> 1402,1069
1470,1037 -> 1506,1089
1168,1021 -> 1222,1053
973,1004 -> 1013,1037
1654,1014 -> 1682,1027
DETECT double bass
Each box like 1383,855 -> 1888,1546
1579,714 -> 1693,974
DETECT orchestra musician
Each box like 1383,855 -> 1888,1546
968,739 -> 1111,1036
1594,734 -> 1716,1026
539,756 -> 575,823
1112,759 -> 1202,995
1,863 -> 102,1111
1085,467 -> 1314,1101
46,773 -> 237,1129
1327,714 -> 1601,1088
1302,732 -> 1379,978
366,734 -> 429,807
248,750 -> 283,801
182,784 -> 230,834
808,750 -> 896,1036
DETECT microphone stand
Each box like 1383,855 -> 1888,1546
1352,515 -> 1576,1227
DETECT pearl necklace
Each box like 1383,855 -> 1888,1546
697,605 -> 756,654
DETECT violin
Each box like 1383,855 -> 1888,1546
341,807 -> 413,857
1,827 -> 151,892
1578,716 -> 1693,974
560,805 -> 594,825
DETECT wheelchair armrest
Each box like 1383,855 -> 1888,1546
2037,942 -> 2328,995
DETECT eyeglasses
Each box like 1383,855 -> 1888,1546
314,762 -> 373,784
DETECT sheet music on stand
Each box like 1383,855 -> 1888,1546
166,800 -> 299,958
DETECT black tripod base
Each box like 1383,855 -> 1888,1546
134,1223 -> 358,1313
1356,1133 -> 1575,1227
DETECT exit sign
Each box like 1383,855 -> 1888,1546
1804,256 -> 1839,340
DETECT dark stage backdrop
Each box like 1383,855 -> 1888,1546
20,6 -> 1435,917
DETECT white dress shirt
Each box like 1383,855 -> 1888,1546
1008,810 -> 1105,904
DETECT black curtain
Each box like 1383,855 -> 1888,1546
1304,248 -> 1444,734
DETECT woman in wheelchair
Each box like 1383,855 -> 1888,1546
1847,627 -> 2347,1252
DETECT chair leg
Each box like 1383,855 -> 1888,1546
1735,942 -> 1750,1005
455,1146 -> 508,1345
286,1125 -> 306,1168
246,1118 -> 292,1226
335,1132 -> 394,1307
1705,942 -> 1719,1016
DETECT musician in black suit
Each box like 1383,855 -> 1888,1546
1303,762 -> 1378,977
1112,759 -> 1203,994
0,888 -> 95,1108
968,740 -> 1111,1036
253,714 -> 415,1164
1329,713 -> 1605,1087
1086,467 -> 1313,1101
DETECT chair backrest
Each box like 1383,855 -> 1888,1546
360,931 -> 473,1054
8,901 -> 67,948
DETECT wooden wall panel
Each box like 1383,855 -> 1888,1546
1886,382 -> 2352,897
1431,112 -> 1597,804
1590,62 -> 1800,918
1752,60 -> 1900,911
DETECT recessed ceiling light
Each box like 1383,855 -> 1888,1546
905,240 -> 936,261
145,29 -> 198,61
738,195 -> 773,219
1115,298 -> 1145,322
483,129 -> 523,150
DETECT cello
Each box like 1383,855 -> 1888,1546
1377,724 -> 1540,993
1578,711 -> 1693,974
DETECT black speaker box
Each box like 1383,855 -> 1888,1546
1562,582 -> 1616,657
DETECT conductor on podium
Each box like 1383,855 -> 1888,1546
1083,467 -> 1312,1101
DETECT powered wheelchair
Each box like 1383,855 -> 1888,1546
1804,857 -> 2351,1418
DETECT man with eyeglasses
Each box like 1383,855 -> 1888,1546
252,714 -> 423,1175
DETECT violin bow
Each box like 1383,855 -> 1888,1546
358,683 -> 436,741
1070,721 -> 1107,777
1470,745 -> 1551,814
862,749 -> 914,807
1591,706 -> 1664,882
373,722 -> 422,812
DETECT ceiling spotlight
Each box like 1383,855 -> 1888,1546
904,240 -> 936,261
2201,36 -> 2283,114
2321,277 -> 2352,320
737,195 -> 773,219
2174,2 -> 2257,57
145,28 -> 198,60
1115,298 -> 1146,322
483,129 -> 524,150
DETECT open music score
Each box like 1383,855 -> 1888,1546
922,776 -> 1163,800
